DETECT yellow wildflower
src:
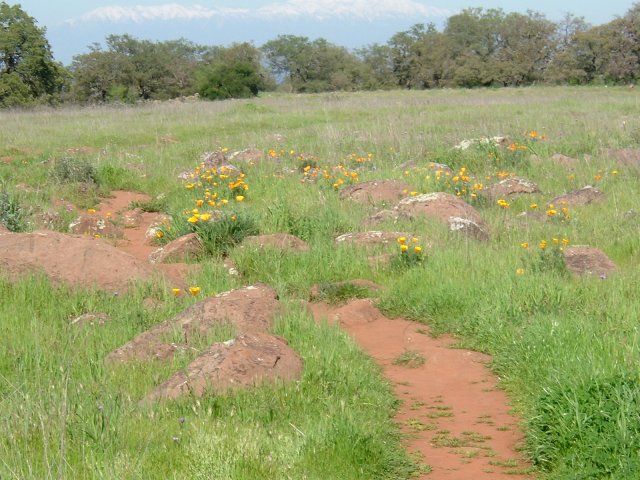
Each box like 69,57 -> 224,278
539,240 -> 547,250
235,195 -> 245,202
520,242 -> 529,249
397,237 -> 406,244
189,286 -> 201,296
516,268 -> 525,276
414,246 -> 422,254
400,244 -> 408,252
87,208 -> 96,214
172,288 -> 181,296
187,216 -> 199,224
562,238 -> 569,246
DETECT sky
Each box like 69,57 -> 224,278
11,0 -> 638,65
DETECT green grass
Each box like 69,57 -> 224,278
2,85 -> 640,478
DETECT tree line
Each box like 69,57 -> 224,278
2,1 -> 640,107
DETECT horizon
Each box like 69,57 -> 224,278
9,1 -> 639,65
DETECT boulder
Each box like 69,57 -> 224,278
242,233 -> 310,252
106,284 -> 281,362
340,180 -> 412,206
563,246 -> 617,278
396,192 -> 489,239
335,231 -> 410,247
146,333 -> 302,401
68,213 -> 124,239
484,177 -> 540,201
550,186 -> 606,207
603,148 -> 640,168
0,231 -> 159,293
149,233 -> 204,263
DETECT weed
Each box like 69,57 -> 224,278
393,350 -> 426,368
52,157 -> 98,184
314,282 -> 372,304
0,191 -> 29,232
130,195 -> 169,213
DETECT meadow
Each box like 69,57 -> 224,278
1,86 -> 640,478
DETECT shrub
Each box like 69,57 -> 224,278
0,191 -> 29,232
52,157 -> 98,184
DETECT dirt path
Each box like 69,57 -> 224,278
94,192 -> 532,478
94,191 -> 199,286
308,299 -> 533,479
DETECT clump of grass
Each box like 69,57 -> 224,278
314,282 -> 372,304
528,373 -> 640,477
193,212 -> 259,257
0,191 -> 29,232
52,157 -> 98,184
97,164 -> 142,191
130,195 -> 169,213
392,350 -> 426,368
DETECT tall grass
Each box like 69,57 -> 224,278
2,86 -> 640,477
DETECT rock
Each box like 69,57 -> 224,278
68,214 -> 124,239
223,258 -> 240,276
146,333 -> 302,401
563,246 -> 617,277
549,153 -> 578,168
335,231 -> 410,247
121,209 -> 144,228
550,185 -> 606,207
448,217 -> 489,241
368,253 -> 394,269
603,148 -> 640,168
426,162 -> 454,175
242,233 -> 310,252
144,214 -> 172,242
149,233 -> 204,264
363,209 -> 406,227
484,177 -> 540,200
398,160 -> 416,170
70,312 -> 109,326
106,284 -> 280,362
143,298 -> 164,310
227,148 -> 265,164
339,180 -> 413,206
396,192 -> 489,239
200,150 -> 227,168
0,231 -> 160,293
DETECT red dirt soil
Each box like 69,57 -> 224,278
94,191 -> 199,285
308,299 -> 533,479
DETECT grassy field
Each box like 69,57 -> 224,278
1,86 -> 640,478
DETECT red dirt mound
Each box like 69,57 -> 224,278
146,333 -> 302,401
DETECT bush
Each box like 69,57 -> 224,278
52,157 -> 98,184
0,191 -> 29,232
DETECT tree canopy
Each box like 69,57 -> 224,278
4,2 -> 640,107
0,2 -> 67,107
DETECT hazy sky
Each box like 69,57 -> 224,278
12,0 -> 638,64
